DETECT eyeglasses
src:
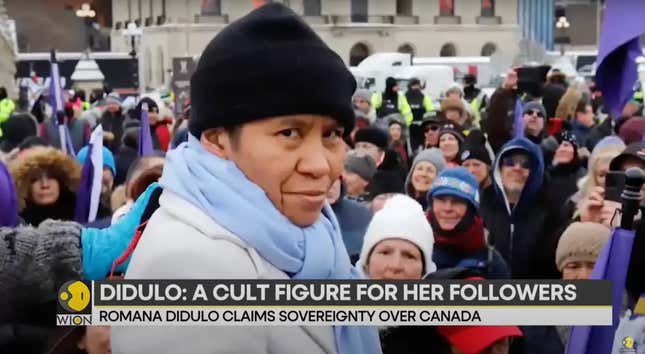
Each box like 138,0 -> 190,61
501,156 -> 531,169
424,124 -> 440,133
524,109 -> 544,118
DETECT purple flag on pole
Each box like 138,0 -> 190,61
512,98 -> 524,139
595,0 -> 645,117
138,104 -> 154,156
565,227 -> 636,354
74,126 -> 104,224
0,160 -> 18,227
74,143 -> 94,223
49,49 -> 75,157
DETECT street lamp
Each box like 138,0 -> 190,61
555,16 -> 571,56
76,3 -> 96,18
122,22 -> 143,58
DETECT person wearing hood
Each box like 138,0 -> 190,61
352,89 -> 376,125
111,4 -> 382,354
9,146 -> 81,226
356,194 -> 435,280
480,137 -> 568,279
371,77 -> 413,126
463,74 -> 487,126
387,116 -> 409,168
111,155 -> 165,223
343,152 -> 376,202
327,178 -> 372,264
460,130 -> 493,190
427,168 -> 510,279
39,101 -> 91,153
522,101 -> 547,145
355,127 -> 406,199
547,130 -> 586,209
98,94 -> 126,153
128,97 -> 173,152
404,148 -> 446,210
438,122 -> 465,167
406,78 -> 435,151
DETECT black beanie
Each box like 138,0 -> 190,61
133,97 -> 159,121
189,3 -> 356,138
354,127 -> 388,149
459,130 -> 491,165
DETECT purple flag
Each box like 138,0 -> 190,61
74,126 -> 104,224
74,143 -> 94,223
512,98 -> 524,139
595,0 -> 645,117
0,160 -> 18,227
565,227 -> 636,354
138,104 -> 154,156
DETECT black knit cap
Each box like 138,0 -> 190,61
459,130 -> 491,165
354,127 -> 388,149
189,3 -> 356,138
133,97 -> 159,121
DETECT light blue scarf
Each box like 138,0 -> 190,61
160,135 -> 382,354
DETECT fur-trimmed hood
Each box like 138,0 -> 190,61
9,147 -> 81,211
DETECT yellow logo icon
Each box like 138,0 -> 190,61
623,336 -> 635,350
58,281 -> 90,312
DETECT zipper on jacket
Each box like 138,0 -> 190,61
509,223 -> 514,267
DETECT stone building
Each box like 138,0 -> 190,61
109,0 -> 526,91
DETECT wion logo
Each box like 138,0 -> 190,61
56,280 -> 92,326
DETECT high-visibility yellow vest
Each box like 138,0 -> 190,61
0,98 -> 16,137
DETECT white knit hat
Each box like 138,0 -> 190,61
357,195 -> 436,276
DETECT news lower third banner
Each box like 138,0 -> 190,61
57,280 -> 612,326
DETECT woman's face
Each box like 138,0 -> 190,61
389,124 -> 402,142
439,134 -> 459,161
562,261 -> 595,280
593,159 -> 611,187
30,173 -> 60,206
462,159 -> 489,185
367,238 -> 424,280
411,161 -> 437,196
554,141 -> 575,164
432,195 -> 468,231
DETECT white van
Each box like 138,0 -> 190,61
413,56 -> 493,86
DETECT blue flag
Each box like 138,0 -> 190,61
595,0 -> 645,117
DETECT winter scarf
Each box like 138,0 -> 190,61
427,209 -> 486,254
160,135 -> 382,354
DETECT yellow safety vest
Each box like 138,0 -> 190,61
0,98 -> 16,137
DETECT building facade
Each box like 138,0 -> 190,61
110,0 -> 529,91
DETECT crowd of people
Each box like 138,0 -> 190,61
1,3 -> 644,354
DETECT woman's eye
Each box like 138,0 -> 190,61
279,129 -> 300,138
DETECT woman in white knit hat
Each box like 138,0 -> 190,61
357,194 -> 436,280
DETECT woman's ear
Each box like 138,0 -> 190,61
200,128 -> 232,159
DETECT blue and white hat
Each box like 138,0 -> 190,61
427,167 -> 480,210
